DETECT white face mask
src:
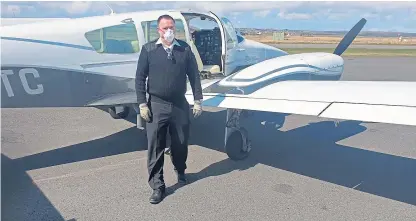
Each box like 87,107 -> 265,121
163,29 -> 175,43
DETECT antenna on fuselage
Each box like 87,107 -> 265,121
104,2 -> 115,15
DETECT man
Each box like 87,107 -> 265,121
164,26 -> 197,156
135,14 -> 203,204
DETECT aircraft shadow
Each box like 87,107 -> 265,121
167,110 -> 416,206
2,154 -> 76,221
2,122 -> 145,220
12,126 -> 147,171
5,108 -> 415,216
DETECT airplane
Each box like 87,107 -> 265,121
2,9 -> 416,161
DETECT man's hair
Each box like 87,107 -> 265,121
157,14 -> 175,25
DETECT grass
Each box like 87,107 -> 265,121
278,47 -> 416,56
244,35 -> 416,45
242,34 -> 416,56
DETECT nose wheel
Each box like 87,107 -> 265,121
224,109 -> 251,160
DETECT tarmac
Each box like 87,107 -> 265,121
2,57 -> 416,221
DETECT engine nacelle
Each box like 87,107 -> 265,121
217,52 -> 344,88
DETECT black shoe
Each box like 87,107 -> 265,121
177,173 -> 188,185
149,188 -> 165,204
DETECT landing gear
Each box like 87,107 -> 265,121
224,109 -> 251,160
108,105 -> 130,119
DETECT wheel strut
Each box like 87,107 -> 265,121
224,108 -> 251,160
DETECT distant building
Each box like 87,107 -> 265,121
272,31 -> 285,41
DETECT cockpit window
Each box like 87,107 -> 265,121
84,23 -> 140,54
237,34 -> 244,43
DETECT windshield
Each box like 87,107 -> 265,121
221,17 -> 237,46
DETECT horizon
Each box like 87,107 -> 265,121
1,1 -> 416,33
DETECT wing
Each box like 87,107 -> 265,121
185,80 -> 416,126
86,79 -> 416,126
86,92 -> 137,107
85,79 -> 222,107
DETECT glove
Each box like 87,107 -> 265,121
193,100 -> 203,118
139,103 -> 152,122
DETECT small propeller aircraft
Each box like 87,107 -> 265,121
2,9 -> 416,160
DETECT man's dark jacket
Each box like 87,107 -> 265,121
135,39 -> 203,105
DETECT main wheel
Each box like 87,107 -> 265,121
108,106 -> 130,119
224,128 -> 250,161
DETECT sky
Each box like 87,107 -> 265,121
1,1 -> 416,33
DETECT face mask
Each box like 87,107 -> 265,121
163,29 -> 175,43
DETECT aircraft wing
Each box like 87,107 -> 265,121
86,79 -> 416,126
184,80 -> 416,126
86,92 -> 137,107
85,79 -> 221,107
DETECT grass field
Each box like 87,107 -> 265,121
244,34 -> 416,45
243,34 -> 416,56
278,47 -> 416,56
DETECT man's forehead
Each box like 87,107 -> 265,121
159,19 -> 175,27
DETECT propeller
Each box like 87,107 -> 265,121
333,18 -> 367,56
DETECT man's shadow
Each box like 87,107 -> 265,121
165,109 -> 416,206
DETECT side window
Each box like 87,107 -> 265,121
141,19 -> 187,43
85,23 -> 140,54
237,34 -> 244,43
221,17 -> 238,49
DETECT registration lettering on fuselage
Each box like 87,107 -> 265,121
1,68 -> 44,97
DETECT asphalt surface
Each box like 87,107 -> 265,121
2,57 -> 416,221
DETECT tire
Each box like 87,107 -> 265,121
108,106 -> 130,119
224,128 -> 250,161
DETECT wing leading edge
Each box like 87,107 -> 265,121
185,80 -> 416,126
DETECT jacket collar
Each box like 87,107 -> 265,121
155,38 -> 180,48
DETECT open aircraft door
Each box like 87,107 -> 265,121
209,11 -> 239,76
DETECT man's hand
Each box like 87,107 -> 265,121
139,103 -> 152,122
193,100 -> 203,118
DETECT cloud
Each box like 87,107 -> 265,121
351,1 -> 416,11
2,4 -> 21,16
1,4 -> 36,16
1,1 -> 415,32
361,12 -> 380,19
327,13 -> 350,21
385,15 -> 393,21
2,1 -> 415,19
172,1 -> 303,16
278,11 -> 312,20
253,10 -> 271,18
230,12 -> 242,16
41,1 -> 92,14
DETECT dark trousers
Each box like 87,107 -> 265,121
146,99 -> 190,190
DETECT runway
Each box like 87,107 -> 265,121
2,57 -> 416,221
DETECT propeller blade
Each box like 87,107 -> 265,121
333,18 -> 367,56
